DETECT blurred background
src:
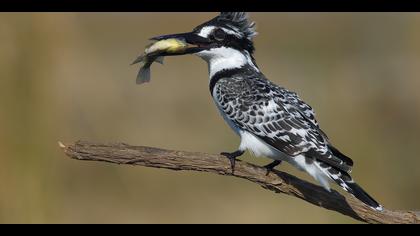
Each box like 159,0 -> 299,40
0,12 -> 420,223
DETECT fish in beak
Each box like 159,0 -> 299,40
132,32 -> 211,84
149,32 -> 212,55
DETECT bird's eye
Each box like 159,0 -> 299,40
213,28 -> 226,41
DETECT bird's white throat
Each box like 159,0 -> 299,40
195,47 -> 259,78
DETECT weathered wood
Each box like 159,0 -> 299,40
59,140 -> 419,224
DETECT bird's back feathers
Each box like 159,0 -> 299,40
212,69 -> 352,173
211,67 -> 381,210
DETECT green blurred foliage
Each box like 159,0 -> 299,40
0,13 -> 419,223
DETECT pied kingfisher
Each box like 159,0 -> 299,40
150,12 -> 382,210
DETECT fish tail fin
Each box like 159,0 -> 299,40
136,65 -> 151,84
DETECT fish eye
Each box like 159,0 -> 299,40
213,28 -> 226,41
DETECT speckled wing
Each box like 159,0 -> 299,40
213,75 -> 352,173
279,84 -> 353,167
282,88 -> 320,129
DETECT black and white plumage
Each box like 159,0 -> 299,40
150,12 -> 382,210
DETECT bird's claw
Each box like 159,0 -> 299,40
263,160 -> 282,176
220,150 -> 244,175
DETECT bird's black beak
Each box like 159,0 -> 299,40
150,32 -> 212,55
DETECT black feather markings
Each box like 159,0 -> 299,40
328,144 -> 354,167
306,148 -> 352,173
212,67 -> 354,175
209,66 -> 254,94
218,12 -> 257,40
192,12 -> 257,54
344,181 -> 382,210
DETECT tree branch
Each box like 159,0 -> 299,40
59,140 -> 419,224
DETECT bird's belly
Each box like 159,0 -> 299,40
239,131 -> 290,162
239,131 -> 330,188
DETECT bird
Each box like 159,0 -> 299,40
149,12 -> 383,211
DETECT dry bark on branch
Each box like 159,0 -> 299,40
59,140 -> 419,224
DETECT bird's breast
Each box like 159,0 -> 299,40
211,88 -> 241,136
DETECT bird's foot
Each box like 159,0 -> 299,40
263,160 -> 282,176
220,150 -> 245,174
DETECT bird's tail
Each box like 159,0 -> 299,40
343,181 -> 383,211
316,161 -> 383,211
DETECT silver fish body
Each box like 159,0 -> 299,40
132,39 -> 187,84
